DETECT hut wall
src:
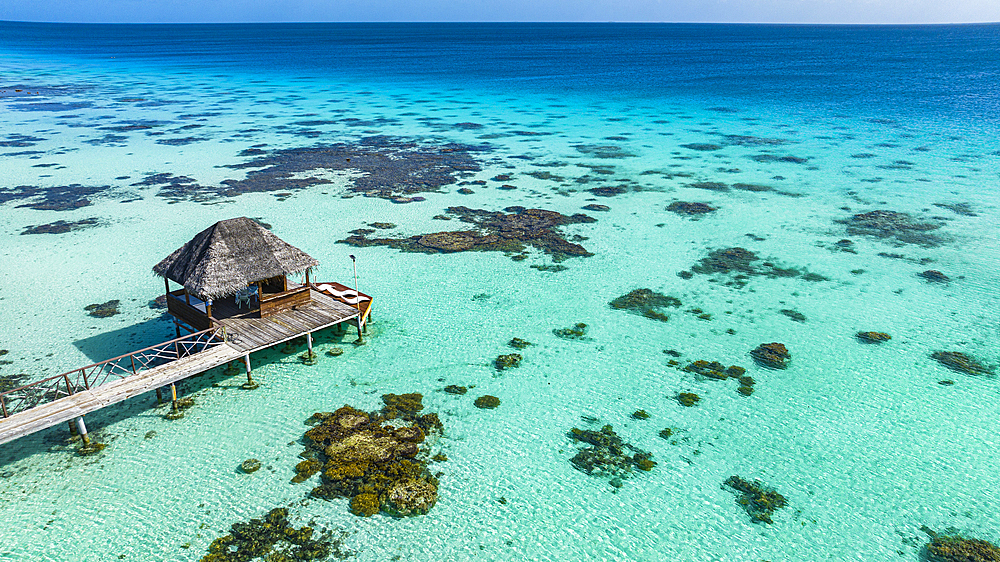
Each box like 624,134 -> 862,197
259,286 -> 310,317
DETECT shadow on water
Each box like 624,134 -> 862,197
71,315 -> 176,365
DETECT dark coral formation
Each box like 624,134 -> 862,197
691,247 -> 795,277
631,410 -> 650,420
839,210 -> 943,246
474,395 -> 501,409
508,337 -> 533,349
340,206 -> 595,262
919,270 -> 950,283
21,218 -> 100,235
443,385 -> 467,395
723,475 -> 788,524
567,425 -> 655,483
134,137 -> 487,202
677,393 -> 700,407
924,535 -> 1000,562
609,289 -> 682,322
239,459 -> 261,474
494,354 -> 522,371
682,247 -> 823,287
931,351 -> 992,376
856,331 -> 891,344
199,507 -> 341,562
302,394 -> 443,517
683,361 -> 745,381
666,201 -> 718,219
554,322 -> 588,340
84,300 -> 120,318
0,184 -> 108,211
751,343 -> 790,369
780,309 -> 806,323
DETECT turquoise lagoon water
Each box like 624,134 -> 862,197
0,22 -> 999,561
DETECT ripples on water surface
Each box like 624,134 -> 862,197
0,21 -> 998,562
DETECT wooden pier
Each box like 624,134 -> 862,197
0,287 -> 369,446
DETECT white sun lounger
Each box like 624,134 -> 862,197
315,284 -> 370,305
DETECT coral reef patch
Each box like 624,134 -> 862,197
301,394 -> 443,517
567,425 -> 655,484
553,322 -> 588,340
838,209 -> 944,247
856,331 -> 891,344
199,507 -> 347,562
21,218 -> 100,235
723,475 -> 788,524
494,354 -> 522,371
609,288 -> 682,322
683,247 -> 824,287
84,300 -> 120,318
340,206 -> 595,262
923,533 -> 1000,562
474,395 -> 501,409
666,201 -> 718,219
931,351 -> 992,376
751,342 -> 790,369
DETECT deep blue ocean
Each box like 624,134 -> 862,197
4,22 -> 1000,123
0,21 -> 998,562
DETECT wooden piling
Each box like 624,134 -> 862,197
242,354 -> 258,389
75,416 -> 90,446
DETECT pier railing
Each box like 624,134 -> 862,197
0,327 -> 226,419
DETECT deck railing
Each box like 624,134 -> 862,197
0,327 -> 226,419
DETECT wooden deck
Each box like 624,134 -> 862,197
216,288 -> 361,353
0,287 -> 369,447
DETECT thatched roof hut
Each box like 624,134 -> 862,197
153,217 -> 318,300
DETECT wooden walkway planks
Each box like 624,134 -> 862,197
0,288 -> 366,447
0,344 -> 239,445
217,289 -> 360,354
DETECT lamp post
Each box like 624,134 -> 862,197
350,255 -> 364,345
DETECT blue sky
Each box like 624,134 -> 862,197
1,0 -> 998,24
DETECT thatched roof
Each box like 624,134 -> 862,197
153,217 -> 319,300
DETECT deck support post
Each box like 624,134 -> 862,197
307,332 -> 313,355
242,354 -> 258,389
68,420 -> 78,436
156,388 -> 163,404
75,416 -> 90,446
164,383 -> 184,419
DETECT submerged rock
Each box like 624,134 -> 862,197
494,353 -> 522,371
199,507 -> 339,561
856,331 -> 891,344
919,269 -> 950,283
751,342 -> 790,369
677,393 -> 700,407
302,395 -> 443,517
240,459 -> 262,474
84,300 -> 121,318
839,209 -> 943,247
22,218 -> 100,235
508,337 -> 533,349
554,322 -> 588,340
924,534 -> 1000,562
683,247 -> 823,287
609,288 -> 681,322
931,351 -> 992,376
666,201 -> 718,219
340,206 -> 596,263
567,425 -> 655,483
443,385 -> 468,395
723,475 -> 788,524
474,395 -> 501,409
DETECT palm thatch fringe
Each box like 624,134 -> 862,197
153,217 -> 319,300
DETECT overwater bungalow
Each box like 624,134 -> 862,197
154,216 -> 372,336
0,217 -> 372,446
